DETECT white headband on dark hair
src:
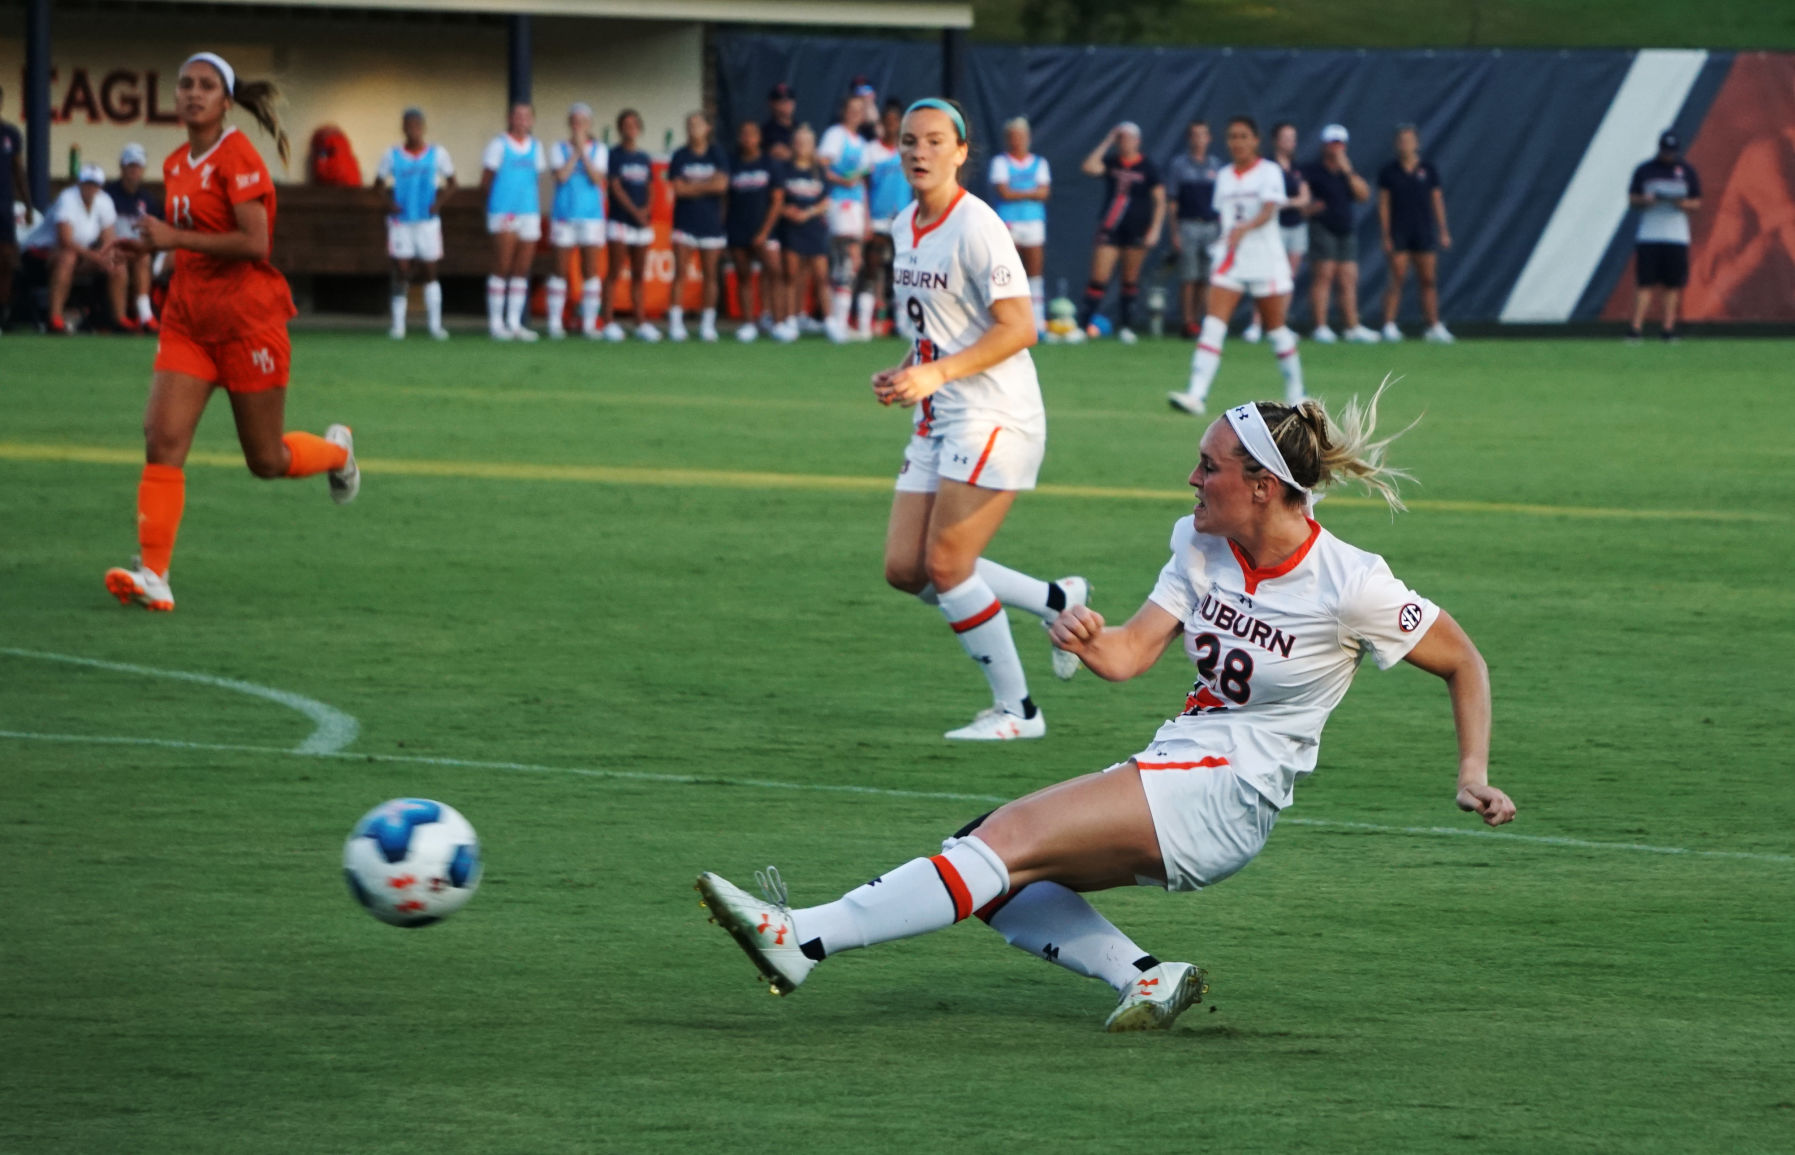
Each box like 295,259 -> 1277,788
184,52 -> 235,94
1225,403 -> 1310,498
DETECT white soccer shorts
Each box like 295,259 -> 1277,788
607,220 -> 654,247
1004,219 -> 1046,248
826,198 -> 868,239
388,217 -> 444,262
551,218 -> 605,248
486,212 -> 542,243
1119,746 -> 1277,891
671,229 -> 727,251
895,422 -> 1044,494
1210,266 -> 1294,299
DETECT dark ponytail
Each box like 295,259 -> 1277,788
233,78 -> 290,168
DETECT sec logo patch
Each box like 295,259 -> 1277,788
1399,603 -> 1424,633
992,266 -> 1012,287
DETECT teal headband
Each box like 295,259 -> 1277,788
905,98 -> 966,142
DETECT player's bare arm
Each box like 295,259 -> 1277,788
1048,600 -> 1182,682
880,295 -> 1036,406
1401,609 -> 1514,826
118,198 -> 269,263
1080,130 -> 1118,176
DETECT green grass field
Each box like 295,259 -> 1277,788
2,331 -> 1791,1154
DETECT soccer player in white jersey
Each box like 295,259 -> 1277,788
698,382 -> 1516,1030
376,108 -> 454,340
546,103 -> 608,339
869,98 -> 1088,741
1168,116 -> 1305,416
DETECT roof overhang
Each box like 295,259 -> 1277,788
126,0 -> 973,29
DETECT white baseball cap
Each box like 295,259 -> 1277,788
78,163 -> 106,184
1320,123 -> 1350,144
120,142 -> 148,167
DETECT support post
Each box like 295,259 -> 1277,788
941,27 -> 965,101
25,0 -> 51,209
507,15 -> 532,108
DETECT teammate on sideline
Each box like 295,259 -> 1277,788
861,99 -> 913,339
870,98 -> 1086,741
545,103 -> 607,340
99,52 -> 358,612
818,94 -> 873,342
666,112 -> 730,343
988,116 -> 1051,335
1244,122 -> 1310,344
1077,122 -> 1163,342
480,102 -> 546,341
699,383 -> 1516,1030
376,108 -> 454,340
603,109 -> 659,342
774,126 -> 829,343
1168,117 -> 1304,416
726,120 -> 784,343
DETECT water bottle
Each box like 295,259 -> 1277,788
68,145 -> 81,179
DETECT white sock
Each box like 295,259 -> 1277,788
546,276 -> 568,332
669,304 -> 684,327
1028,275 -> 1045,330
975,559 -> 1065,621
136,294 -> 154,323
423,281 -> 442,331
983,882 -> 1157,993
505,277 -> 528,331
1270,325 -> 1304,402
486,275 -> 506,331
937,575 -> 1031,718
701,306 -> 716,329
581,277 -> 601,331
389,290 -> 407,333
830,287 -> 852,328
1188,315 -> 1228,401
793,835 -> 1009,958
854,291 -> 875,332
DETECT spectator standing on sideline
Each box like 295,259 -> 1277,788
480,102 -> 547,341
25,165 -> 124,333
545,103 -> 607,340
1246,122 -> 1310,343
1077,122 -> 1164,343
762,83 -> 798,164
1377,124 -> 1452,343
1301,124 -> 1377,344
851,77 -> 881,141
603,109 -> 659,343
862,99 -> 913,336
727,119 -> 785,342
106,143 -> 164,333
988,116 -> 1051,334
666,111 -> 730,344
377,109 -> 455,341
0,85 -> 25,330
1167,120 -> 1221,338
1627,130 -> 1701,342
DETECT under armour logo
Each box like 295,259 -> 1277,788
757,913 -> 788,945
1137,977 -> 1160,991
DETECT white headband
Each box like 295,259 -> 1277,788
1224,403 -> 1310,498
184,52 -> 235,95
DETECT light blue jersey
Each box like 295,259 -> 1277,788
990,153 -> 1049,224
379,144 -> 452,222
819,124 -> 868,204
483,134 -> 546,216
868,142 -> 911,220
550,139 -> 607,221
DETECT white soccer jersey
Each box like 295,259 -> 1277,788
1144,515 -> 1440,809
1210,158 -> 1289,282
891,191 -> 1045,439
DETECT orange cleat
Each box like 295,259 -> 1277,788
105,558 -> 175,611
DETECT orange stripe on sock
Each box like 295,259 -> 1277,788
949,599 -> 1004,634
1137,756 -> 1230,771
282,431 -> 348,478
965,427 -> 1002,486
929,854 -> 974,921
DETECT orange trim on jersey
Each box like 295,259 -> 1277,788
1228,518 -> 1321,595
1232,159 -> 1258,178
1138,757 -> 1231,770
911,187 -> 968,247
964,427 -> 1002,486
929,854 -> 975,921
949,599 -> 1004,633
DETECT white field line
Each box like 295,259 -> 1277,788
0,648 -> 360,755
1,728 -> 1787,866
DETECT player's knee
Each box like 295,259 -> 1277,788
244,445 -> 288,479
922,551 -> 972,592
884,560 -> 928,594
143,424 -> 187,466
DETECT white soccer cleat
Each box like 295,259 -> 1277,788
104,556 -> 174,612
1425,322 -> 1455,344
1061,326 -> 1087,345
824,317 -> 850,345
797,315 -> 824,335
1344,324 -> 1381,344
323,423 -> 360,505
489,326 -> 513,341
637,323 -> 663,343
668,317 -> 689,343
387,325 -> 405,340
1117,327 -> 1139,345
1381,322 -> 1404,342
511,325 -> 539,343
429,326 -> 450,341
945,705 -> 1046,742
1311,325 -> 1338,344
602,322 -> 628,342
772,321 -> 800,343
699,322 -> 719,343
1167,389 -> 1207,416
1104,962 -> 1208,1032
547,325 -> 567,341
1242,321 -> 1264,343
695,868 -> 815,996
1047,577 -> 1090,681
736,323 -> 759,344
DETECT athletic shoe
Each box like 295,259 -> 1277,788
117,317 -> 143,335
429,327 -> 451,341
546,326 -> 566,341
796,315 -> 824,335
602,322 -> 628,342
1661,328 -> 1680,344
388,325 -> 405,340
1624,326 -> 1642,344
699,321 -> 719,343
1242,320 -> 1263,343
824,317 -> 850,345
636,323 -> 663,343
323,424 -> 360,505
668,317 -> 689,342
1344,324 -> 1381,344
1311,325 -> 1337,344
1167,389 -> 1207,416
1425,323 -> 1456,344
1047,576 -> 1089,681
695,868 -> 815,996
1381,322 -> 1404,342
141,317 -> 161,335
1061,326 -> 1087,345
581,326 -> 603,341
737,324 -> 759,344
772,321 -> 800,343
104,556 -> 174,612
45,316 -> 70,335
1104,962 -> 1208,1032
490,326 -> 513,341
1117,327 -> 1139,345
511,326 -> 539,343
945,706 -> 1046,742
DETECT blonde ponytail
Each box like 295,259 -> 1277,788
232,78 -> 290,168
1253,376 -> 1419,513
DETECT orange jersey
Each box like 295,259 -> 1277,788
161,127 -> 296,335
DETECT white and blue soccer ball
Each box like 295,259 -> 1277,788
343,798 -> 482,927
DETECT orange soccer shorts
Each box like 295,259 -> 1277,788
153,323 -> 292,393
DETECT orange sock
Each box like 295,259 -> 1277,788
282,431 -> 348,478
137,464 -> 185,577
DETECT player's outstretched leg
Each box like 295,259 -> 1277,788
976,560 -> 1089,681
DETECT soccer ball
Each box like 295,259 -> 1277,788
343,798 -> 482,927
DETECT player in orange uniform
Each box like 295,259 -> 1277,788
99,52 -> 358,612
